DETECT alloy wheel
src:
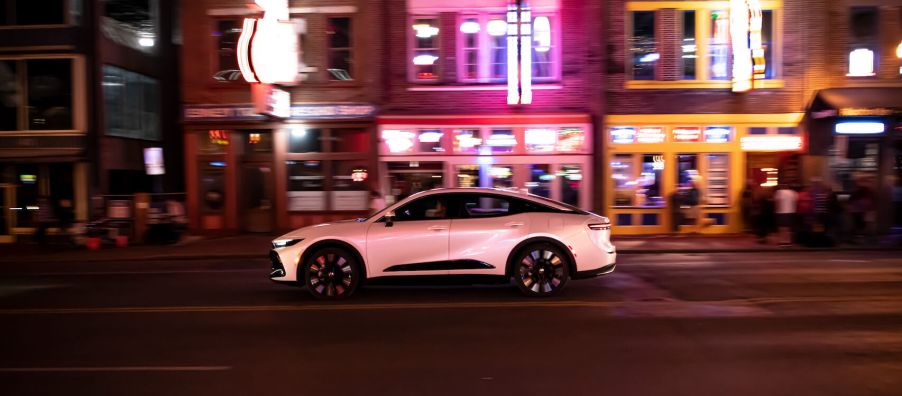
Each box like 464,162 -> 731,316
516,247 -> 568,296
306,250 -> 357,299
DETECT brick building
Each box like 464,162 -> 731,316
376,0 -> 605,212
0,0 -> 181,243
179,0 -> 382,233
603,0 -> 821,234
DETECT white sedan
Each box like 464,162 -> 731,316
269,188 -> 616,298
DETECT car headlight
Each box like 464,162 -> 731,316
272,239 -> 303,249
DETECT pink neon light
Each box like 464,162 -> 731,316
237,18 -> 259,83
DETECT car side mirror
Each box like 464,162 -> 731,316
384,211 -> 395,227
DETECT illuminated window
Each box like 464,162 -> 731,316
486,129 -> 516,153
453,129 -> 482,154
559,164 -> 582,206
709,10 -> 730,80
847,7 -> 878,77
705,154 -> 729,206
286,160 -> 325,211
288,128 -> 323,153
460,17 -> 479,81
381,129 -> 415,154
612,154 -> 635,206
528,164 -> 552,198
417,129 -> 445,153
453,13 -> 557,83
682,11 -> 696,79
525,129 -> 556,152
412,17 -> 440,81
327,17 -> 353,80
557,128 -> 586,152
331,161 -> 369,211
630,11 -> 657,80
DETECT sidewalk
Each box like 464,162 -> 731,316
0,233 -> 899,264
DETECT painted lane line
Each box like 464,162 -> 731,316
0,366 -> 231,372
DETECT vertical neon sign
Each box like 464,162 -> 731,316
730,0 -> 764,92
507,0 -> 533,105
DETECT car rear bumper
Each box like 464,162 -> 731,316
573,263 -> 615,279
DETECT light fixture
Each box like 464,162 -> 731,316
533,16 -> 551,53
487,20 -> 507,36
289,125 -> 307,138
847,48 -> 876,77
413,24 -> 439,38
639,53 -> 660,63
460,20 -> 480,34
413,55 -> 439,65
740,136 -> 803,151
138,37 -> 155,47
834,121 -> 885,134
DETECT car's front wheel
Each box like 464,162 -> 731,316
302,247 -> 360,299
512,243 -> 570,297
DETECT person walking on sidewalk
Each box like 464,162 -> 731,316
754,187 -> 776,244
774,184 -> 798,245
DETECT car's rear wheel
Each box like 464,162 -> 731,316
303,247 -> 360,299
512,243 -> 570,297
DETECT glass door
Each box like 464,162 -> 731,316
240,163 -> 274,233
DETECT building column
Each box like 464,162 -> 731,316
74,162 -> 89,222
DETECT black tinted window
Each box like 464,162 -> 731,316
460,194 -> 512,218
394,196 -> 449,221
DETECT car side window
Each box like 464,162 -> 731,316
460,194 -> 515,218
393,196 -> 449,221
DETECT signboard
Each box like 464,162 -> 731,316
704,126 -> 732,143
610,127 -> 636,144
143,147 -> 165,175
252,84 -> 291,118
636,127 -> 665,143
740,136 -> 803,151
183,104 -> 377,122
237,0 -> 299,84
672,127 -> 702,142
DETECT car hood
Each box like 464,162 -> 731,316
274,218 -> 369,241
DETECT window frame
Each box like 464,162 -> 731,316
453,12 -> 561,84
625,2 -> 784,88
0,0 -> 72,27
325,15 -> 355,82
409,15 -> 442,83
0,54 -> 83,133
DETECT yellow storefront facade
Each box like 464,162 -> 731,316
604,113 -> 804,235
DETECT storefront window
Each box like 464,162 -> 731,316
417,129 -> 445,153
332,128 -> 368,152
382,129 -> 416,154
491,165 -> 513,189
14,164 -> 39,227
457,165 -> 480,187
242,131 -> 272,154
200,130 -> 229,155
612,154 -> 635,206
640,155 -> 664,207
525,129 -> 556,152
453,129 -> 482,154
489,18 -> 507,80
557,128 -> 586,152
486,129 -> 516,154
331,161 -> 369,211
460,17 -> 479,80
213,19 -> 242,81
286,160 -> 325,211
677,154 -> 698,186
288,128 -> 322,153
528,164 -> 551,198
532,16 -> 554,79
559,164 -> 581,206
706,154 -> 729,206
630,11 -> 657,80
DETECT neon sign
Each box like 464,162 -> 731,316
611,127 -> 636,144
237,0 -> 299,85
834,121 -> 885,134
672,127 -> 702,142
636,127 -> 665,143
740,136 -> 802,151
729,0 -> 765,92
507,0 -> 532,105
704,126 -> 732,143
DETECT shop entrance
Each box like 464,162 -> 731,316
240,163 -> 274,233
746,152 -> 801,188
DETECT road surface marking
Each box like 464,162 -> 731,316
0,366 -> 231,372
828,259 -> 869,263
0,295 -> 898,316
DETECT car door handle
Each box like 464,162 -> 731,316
427,225 -> 448,231
505,222 -> 525,228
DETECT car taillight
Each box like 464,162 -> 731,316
588,223 -> 611,231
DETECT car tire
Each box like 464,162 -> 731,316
302,247 -> 361,299
511,243 -> 570,297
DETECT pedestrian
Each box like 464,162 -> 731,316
740,180 -> 755,233
755,188 -> 776,244
773,184 -> 798,245
849,180 -> 874,243
795,185 -> 813,244
668,189 -> 683,235
369,190 -> 386,215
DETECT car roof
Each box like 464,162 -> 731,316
409,188 -> 578,212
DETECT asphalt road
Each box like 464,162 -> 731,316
1,250 -> 901,396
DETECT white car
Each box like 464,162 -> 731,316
269,188 -> 616,298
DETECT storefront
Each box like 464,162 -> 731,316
805,87 -> 902,233
376,114 -> 593,209
604,113 -> 804,235
183,103 -> 378,233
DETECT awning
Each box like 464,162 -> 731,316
808,87 -> 902,118
804,87 -> 902,155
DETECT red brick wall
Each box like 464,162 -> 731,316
180,0 -> 382,107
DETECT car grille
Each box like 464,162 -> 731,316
269,250 -> 286,278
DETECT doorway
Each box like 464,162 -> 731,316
0,184 -> 12,242
240,163 -> 274,233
